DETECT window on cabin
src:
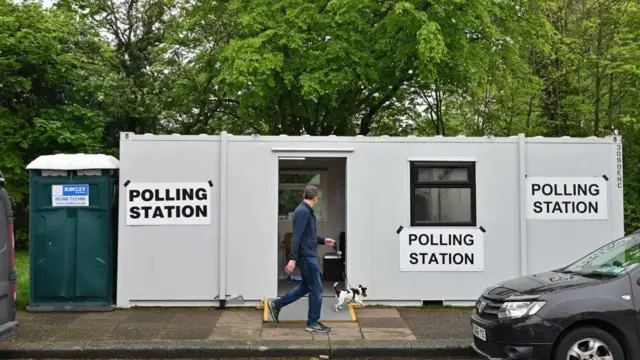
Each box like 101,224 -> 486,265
409,162 -> 476,227
278,170 -> 326,220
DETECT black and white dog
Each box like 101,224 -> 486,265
333,282 -> 368,311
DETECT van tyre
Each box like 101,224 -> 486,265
554,326 -> 624,360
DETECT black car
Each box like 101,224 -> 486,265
471,232 -> 640,360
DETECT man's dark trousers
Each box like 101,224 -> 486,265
273,256 -> 322,326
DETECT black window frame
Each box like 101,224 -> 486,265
409,161 -> 477,227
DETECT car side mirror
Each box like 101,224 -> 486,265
636,278 -> 640,286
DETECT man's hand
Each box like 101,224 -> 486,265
324,238 -> 336,247
285,260 -> 297,274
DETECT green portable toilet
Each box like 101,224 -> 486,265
26,154 -> 119,311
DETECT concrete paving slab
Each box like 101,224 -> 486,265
328,322 -> 361,329
362,328 -> 417,341
261,321 -> 363,340
23,313 -> 82,325
78,311 -> 130,320
122,311 -> 176,324
330,332 -> 364,341
50,325 -> 116,342
168,310 -> 221,326
327,322 -> 364,340
71,314 -> 123,327
70,317 -> 122,326
167,316 -> 219,329
216,310 -> 262,326
208,326 -> 261,341
9,326 -> 59,342
105,323 -> 164,341
260,327 -> 313,340
159,326 -> 215,340
14,312 -> 36,322
167,319 -> 218,329
312,332 -> 329,341
262,322 -> 300,329
328,325 -> 362,334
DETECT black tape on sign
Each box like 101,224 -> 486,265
208,180 -> 214,187
123,180 -> 131,187
602,175 -> 609,181
396,225 -> 404,234
479,226 -> 486,233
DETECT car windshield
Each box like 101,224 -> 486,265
562,234 -> 640,276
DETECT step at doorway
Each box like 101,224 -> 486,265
263,297 -> 356,323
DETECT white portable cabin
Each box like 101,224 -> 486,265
115,132 -> 624,308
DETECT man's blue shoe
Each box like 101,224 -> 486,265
305,322 -> 331,333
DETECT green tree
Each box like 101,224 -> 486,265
58,0 -> 178,148
155,0 -> 242,134
215,0 -> 553,136
0,0 -> 113,247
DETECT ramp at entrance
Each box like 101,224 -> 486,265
263,298 -> 356,323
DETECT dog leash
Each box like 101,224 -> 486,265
343,269 -> 352,289
333,243 -> 352,289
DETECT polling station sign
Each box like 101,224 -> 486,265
398,228 -> 484,272
526,177 -> 608,220
52,184 -> 89,207
125,182 -> 212,226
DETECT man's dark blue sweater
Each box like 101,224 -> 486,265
288,201 -> 325,261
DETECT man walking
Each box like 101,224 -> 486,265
268,185 -> 335,333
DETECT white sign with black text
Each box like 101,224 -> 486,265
526,177 -> 608,220
399,228 -> 484,272
125,182 -> 212,226
51,184 -> 89,207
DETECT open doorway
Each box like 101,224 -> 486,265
277,157 -> 347,297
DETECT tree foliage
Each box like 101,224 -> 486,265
0,0 -> 115,246
1,0 -> 640,248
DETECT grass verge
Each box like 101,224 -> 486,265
16,250 -> 29,310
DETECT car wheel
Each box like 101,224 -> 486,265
554,326 -> 624,360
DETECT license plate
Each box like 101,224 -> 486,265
472,323 -> 486,341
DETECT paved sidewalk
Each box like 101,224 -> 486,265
6,307 -> 473,342
0,307 -> 477,359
